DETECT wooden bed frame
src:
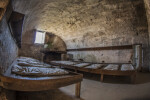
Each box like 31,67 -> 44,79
0,59 -> 83,98
50,44 -> 142,83
50,62 -> 136,83
0,72 -> 83,97
0,72 -> 82,97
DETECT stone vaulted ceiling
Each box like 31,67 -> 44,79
13,0 -> 149,49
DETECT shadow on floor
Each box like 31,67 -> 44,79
78,71 -> 150,84
17,89 -> 84,100
123,97 -> 150,100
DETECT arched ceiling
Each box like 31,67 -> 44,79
13,0 -> 149,49
13,0 -> 105,39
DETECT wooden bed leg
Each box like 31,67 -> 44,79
75,82 -> 81,98
131,74 -> 136,84
75,69 -> 77,73
101,74 -> 104,82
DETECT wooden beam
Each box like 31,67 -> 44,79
67,45 -> 133,52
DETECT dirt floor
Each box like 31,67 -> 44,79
16,72 -> 150,100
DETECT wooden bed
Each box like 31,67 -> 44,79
50,45 -> 142,83
0,57 -> 83,98
50,61 -> 136,83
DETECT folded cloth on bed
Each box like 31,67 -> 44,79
17,57 -> 39,62
17,61 -> 51,68
17,57 -> 51,68
104,64 -> 119,70
74,63 -> 91,67
121,64 -> 134,71
51,61 -> 77,65
85,64 -> 103,69
11,65 -> 69,76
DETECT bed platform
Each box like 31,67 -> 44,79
54,44 -> 141,83
50,61 -> 136,83
0,57 -> 83,98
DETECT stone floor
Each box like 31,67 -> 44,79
17,72 -> 150,100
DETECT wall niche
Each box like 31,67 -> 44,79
8,11 -> 24,48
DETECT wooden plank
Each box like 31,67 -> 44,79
67,45 -> 133,52
77,67 -> 101,74
51,61 -> 132,66
101,70 -> 136,76
0,72 -> 83,91
40,50 -> 66,54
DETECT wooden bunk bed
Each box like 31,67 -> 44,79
50,44 -> 142,83
0,57 -> 83,98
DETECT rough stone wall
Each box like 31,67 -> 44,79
144,0 -> 150,71
0,89 -> 16,100
0,15 -> 18,74
68,50 -> 133,63
19,44 -> 43,60
18,31 -> 67,60
144,0 -> 150,44
13,0 -> 149,69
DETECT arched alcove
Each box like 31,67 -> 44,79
19,30 -> 67,61
45,32 -> 67,52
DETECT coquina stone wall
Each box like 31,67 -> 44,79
13,0 -> 149,70
144,0 -> 150,71
0,15 -> 18,74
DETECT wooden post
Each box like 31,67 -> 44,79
101,74 -> 104,82
75,82 -> 81,98
75,69 -> 78,73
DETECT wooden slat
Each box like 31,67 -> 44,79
67,45 -> 133,52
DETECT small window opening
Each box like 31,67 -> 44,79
34,30 -> 46,44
